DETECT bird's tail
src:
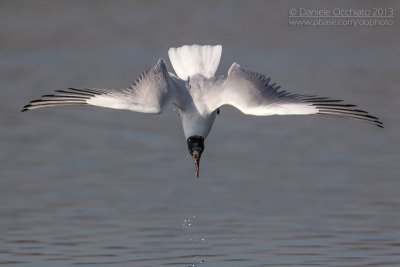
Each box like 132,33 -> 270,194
168,44 -> 222,80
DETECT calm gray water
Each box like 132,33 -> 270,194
1,1 -> 400,266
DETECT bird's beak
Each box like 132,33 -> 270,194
187,135 -> 204,178
191,150 -> 201,178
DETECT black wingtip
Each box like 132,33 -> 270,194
21,108 -> 28,112
375,119 -> 384,128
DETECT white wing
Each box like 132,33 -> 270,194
22,59 -> 186,114
203,63 -> 383,127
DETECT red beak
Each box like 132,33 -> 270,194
195,159 -> 200,177
191,151 -> 201,178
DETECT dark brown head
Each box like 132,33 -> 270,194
187,135 -> 204,177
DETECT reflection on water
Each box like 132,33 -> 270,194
1,1 -> 400,266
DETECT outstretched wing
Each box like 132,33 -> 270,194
22,59 -> 184,114
203,63 -> 383,128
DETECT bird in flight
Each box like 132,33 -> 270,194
22,44 -> 383,177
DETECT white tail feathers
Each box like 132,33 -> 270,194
168,44 -> 222,80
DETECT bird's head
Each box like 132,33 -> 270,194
187,135 -> 204,177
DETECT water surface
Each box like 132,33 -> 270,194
1,1 -> 400,266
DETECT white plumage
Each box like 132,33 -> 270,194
22,44 -> 383,177
168,44 -> 222,80
23,44 -> 383,128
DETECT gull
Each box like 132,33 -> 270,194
22,44 -> 383,177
